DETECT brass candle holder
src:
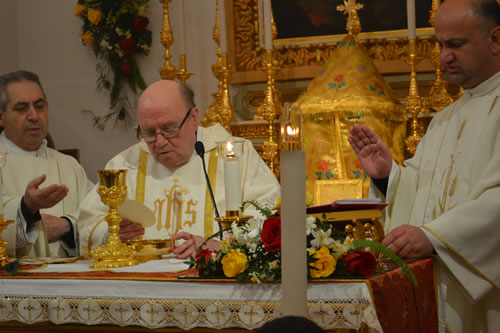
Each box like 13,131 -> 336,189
404,39 -> 424,156
0,215 -> 14,266
90,170 -> 137,269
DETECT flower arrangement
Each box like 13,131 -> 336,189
75,0 -> 152,130
189,201 -> 416,284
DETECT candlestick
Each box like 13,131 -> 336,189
178,0 -> 186,55
280,103 -> 302,151
407,0 -> 416,39
218,140 -> 244,214
263,0 -> 273,49
219,0 -> 228,53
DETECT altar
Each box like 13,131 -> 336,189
0,257 -> 437,332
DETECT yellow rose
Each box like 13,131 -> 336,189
87,8 -> 103,25
309,246 -> 336,278
81,31 -> 95,46
221,250 -> 248,278
74,3 -> 86,17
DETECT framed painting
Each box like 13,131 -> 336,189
227,0 -> 436,84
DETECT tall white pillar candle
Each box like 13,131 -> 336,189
224,158 -> 241,212
178,0 -> 186,55
407,0 -> 416,39
263,0 -> 273,50
280,150 -> 307,317
219,0 -> 228,53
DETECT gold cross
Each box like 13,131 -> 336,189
336,0 -> 364,35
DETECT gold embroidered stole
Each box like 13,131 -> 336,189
136,149 -> 218,238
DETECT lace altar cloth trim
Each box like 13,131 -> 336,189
0,296 -> 381,331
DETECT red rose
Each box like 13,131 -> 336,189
119,38 -> 137,55
120,62 -> 132,75
133,16 -> 149,32
261,217 -> 281,253
342,251 -> 376,276
334,74 -> 344,83
196,248 -> 213,265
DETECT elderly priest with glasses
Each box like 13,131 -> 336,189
79,80 -> 280,259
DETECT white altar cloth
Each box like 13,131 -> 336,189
0,259 -> 382,331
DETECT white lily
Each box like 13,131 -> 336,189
310,228 -> 335,249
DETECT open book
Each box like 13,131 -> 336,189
306,198 -> 387,214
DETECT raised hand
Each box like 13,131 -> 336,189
347,124 -> 393,179
24,175 -> 69,214
118,219 -> 145,241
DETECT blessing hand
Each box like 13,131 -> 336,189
171,232 -> 219,259
347,124 -> 393,179
382,225 -> 433,259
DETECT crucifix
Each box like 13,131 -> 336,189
336,0 -> 364,36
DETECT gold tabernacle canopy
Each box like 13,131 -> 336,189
293,33 -> 407,204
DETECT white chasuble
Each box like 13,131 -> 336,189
2,151 -> 91,257
79,124 -> 280,256
380,72 -> 500,332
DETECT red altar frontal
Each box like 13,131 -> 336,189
0,258 -> 437,333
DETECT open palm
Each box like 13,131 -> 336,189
348,124 -> 393,179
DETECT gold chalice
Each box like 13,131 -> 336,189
90,170 -> 137,269
0,215 -> 14,266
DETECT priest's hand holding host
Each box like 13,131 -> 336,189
78,80 -> 280,259
349,0 -> 500,330
0,70 -> 94,257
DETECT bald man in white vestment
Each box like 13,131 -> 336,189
78,80 -> 280,259
0,70 -> 93,258
348,0 -> 500,331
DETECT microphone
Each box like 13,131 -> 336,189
195,141 -> 223,238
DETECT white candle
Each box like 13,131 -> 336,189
219,0 -> 228,53
280,150 -> 307,316
407,0 -> 416,40
223,143 -> 241,212
263,0 -> 273,50
178,0 -> 186,55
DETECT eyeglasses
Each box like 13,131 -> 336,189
140,106 -> 194,143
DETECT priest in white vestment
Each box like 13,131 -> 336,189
348,0 -> 500,331
0,71 -> 93,258
79,80 -> 280,259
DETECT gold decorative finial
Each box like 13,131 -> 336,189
336,0 -> 364,36
424,0 -> 453,112
201,0 -> 234,132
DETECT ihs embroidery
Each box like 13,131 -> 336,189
152,179 -> 198,236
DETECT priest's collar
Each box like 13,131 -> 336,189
0,131 -> 48,158
464,71 -> 500,98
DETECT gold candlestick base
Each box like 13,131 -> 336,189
90,170 -> 137,270
0,215 -> 14,266
215,210 -> 252,231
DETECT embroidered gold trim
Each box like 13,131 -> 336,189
204,149 -> 218,238
136,149 -> 148,204
422,226 -> 499,290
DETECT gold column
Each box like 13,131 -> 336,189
202,0 -> 234,132
404,39 -> 423,156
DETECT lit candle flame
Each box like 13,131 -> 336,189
286,126 -> 297,138
226,141 -> 235,157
